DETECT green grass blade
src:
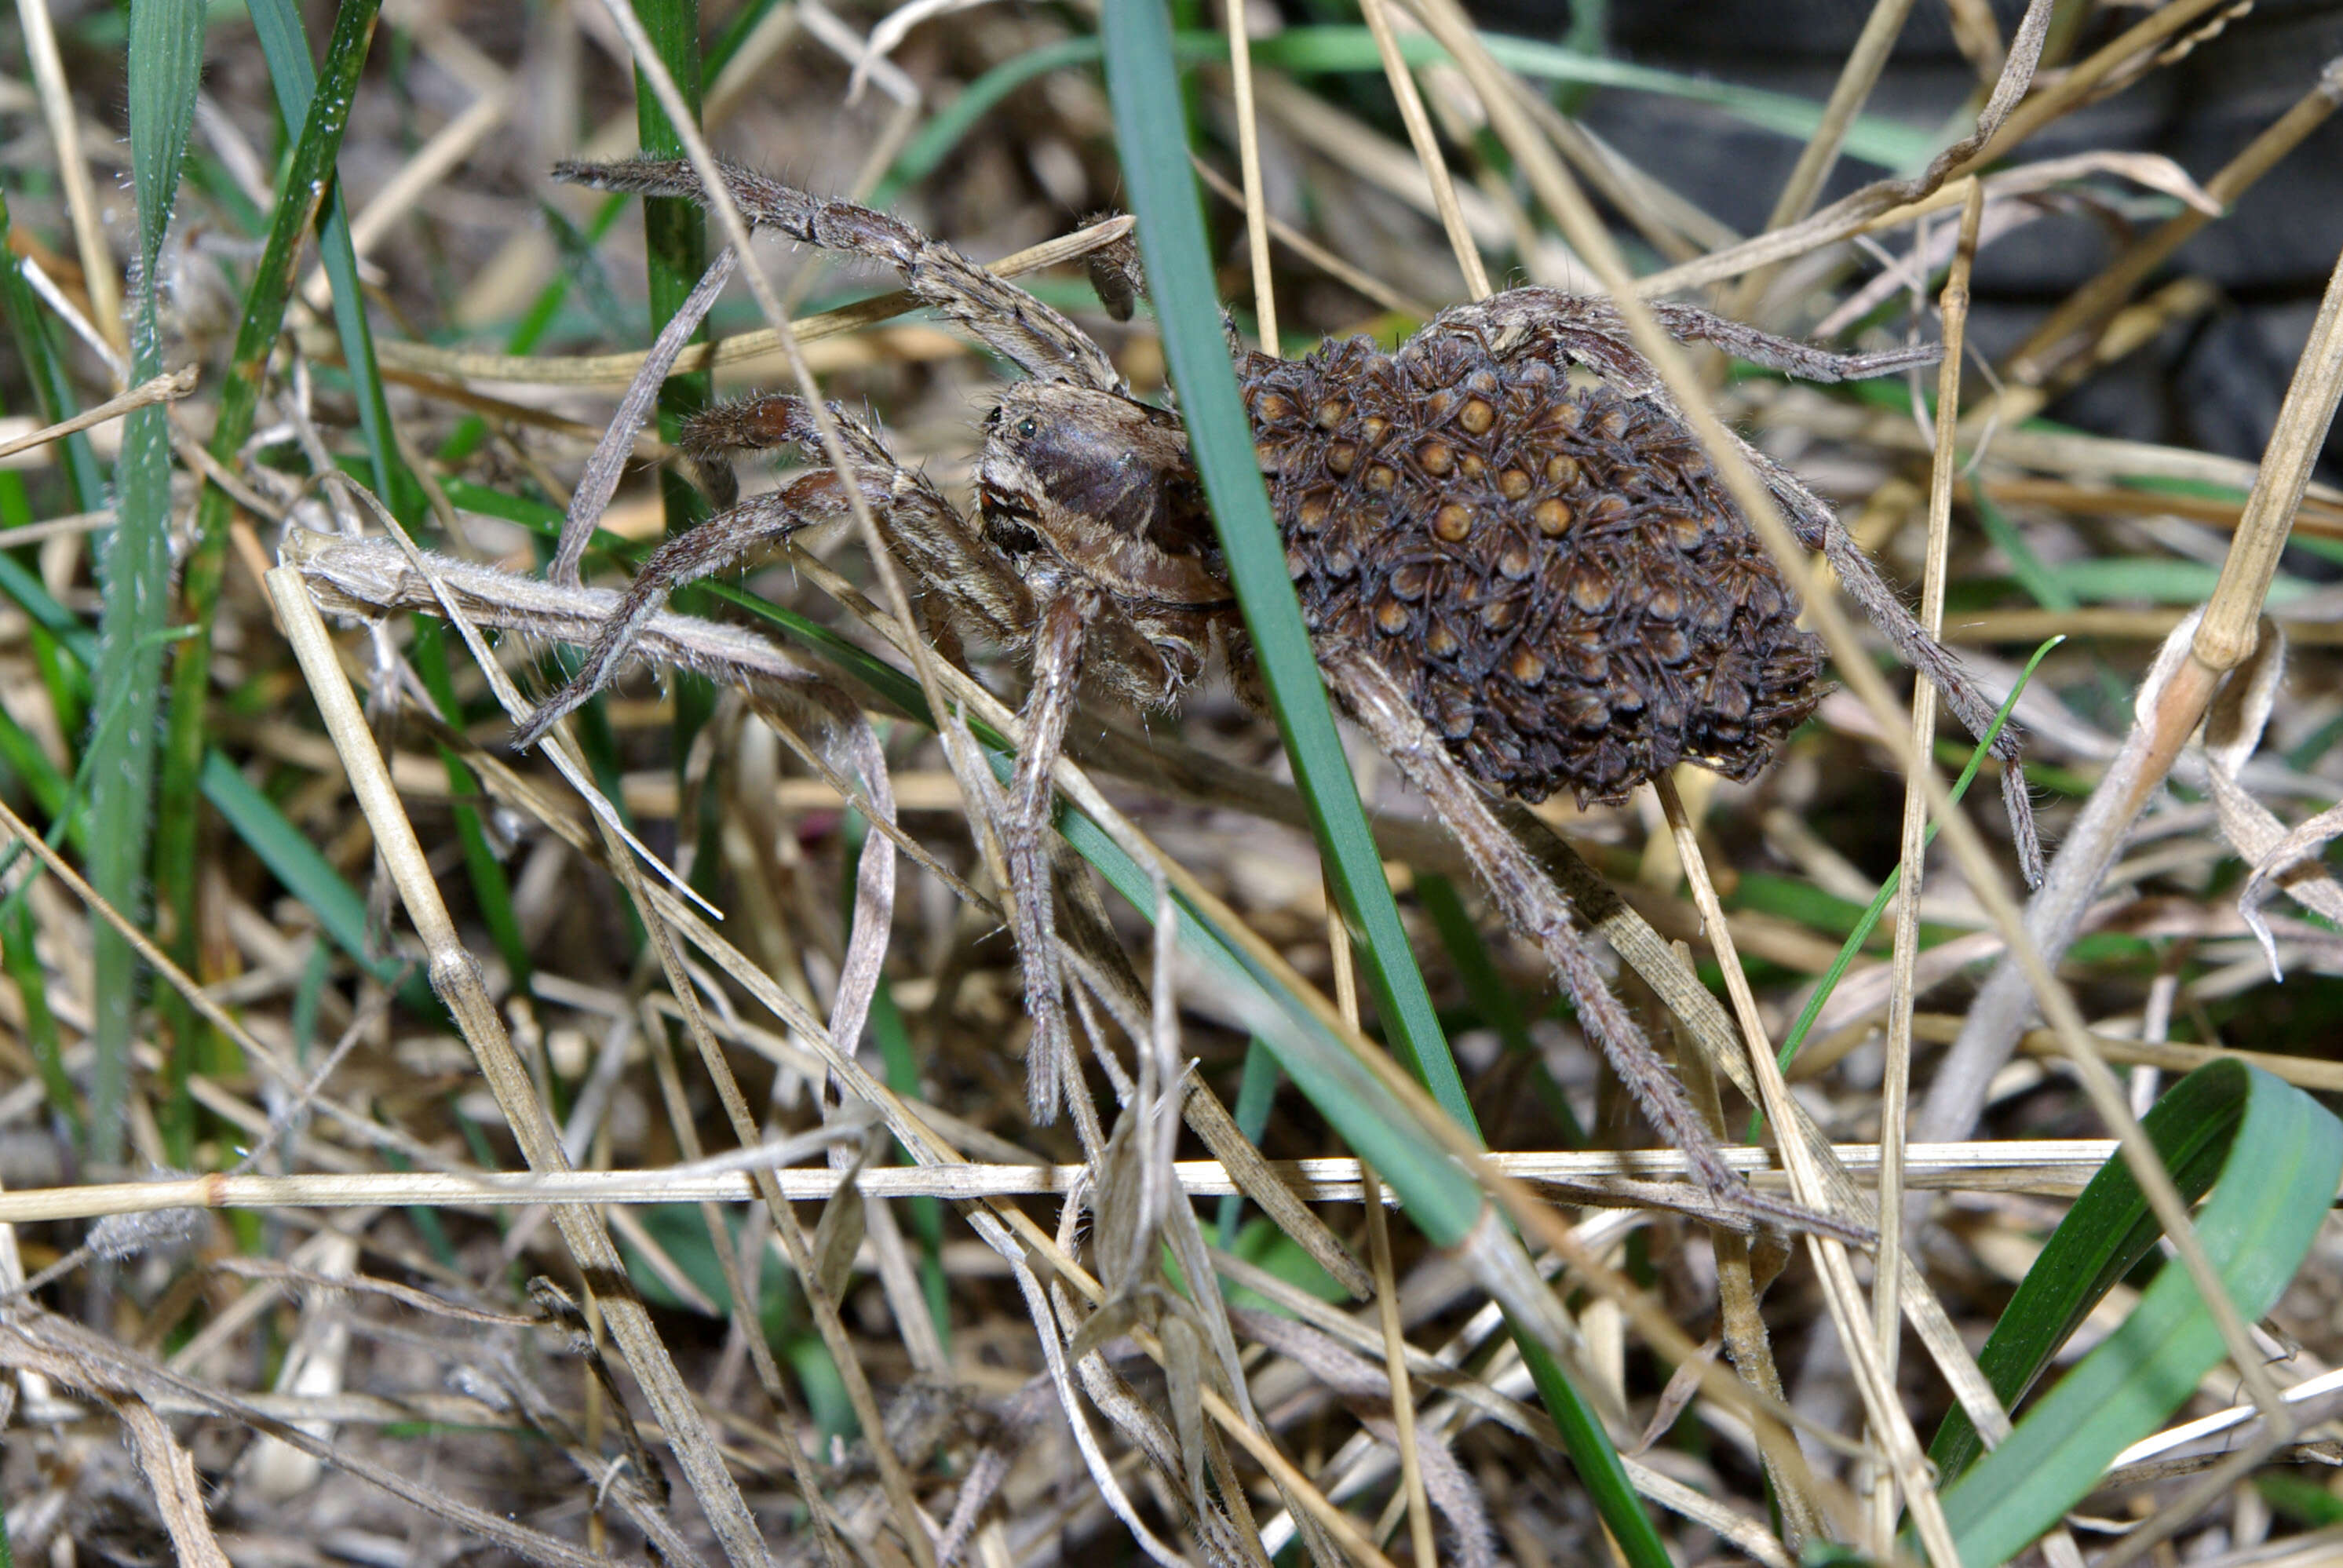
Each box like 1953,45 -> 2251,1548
1103,0 -> 1473,1140
0,189 -> 105,513
86,0 -> 205,1166
151,0 -> 381,1161
1104,10 -> 1670,1561
1935,1062 -> 2343,1566
126,3 -> 201,263
1755,635 -> 2061,1140
246,0 -> 411,513
626,0 -> 721,879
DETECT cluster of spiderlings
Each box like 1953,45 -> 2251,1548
1243,315 -> 1825,805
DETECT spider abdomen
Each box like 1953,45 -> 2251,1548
1244,319 -> 1824,805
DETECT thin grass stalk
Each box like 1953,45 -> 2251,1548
1620,0 -> 2060,297
1958,0 -> 2234,176
1330,903 -> 1438,1568
1355,0 -> 1492,301
2003,59 -> 2343,390
1873,181 -> 1983,1547
1404,0 -> 2294,1443
1223,0 -> 1278,348
150,0 -> 382,1168
85,0 -> 203,1170
1655,773 -> 1954,1565
1670,980 -> 1817,1552
13,0 -> 124,353
264,565 -> 779,1568
0,1136 -> 2227,1227
0,531 -> 429,1026
0,370 -> 192,461
247,0 -> 440,515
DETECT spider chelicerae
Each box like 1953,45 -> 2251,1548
516,155 -> 2035,1236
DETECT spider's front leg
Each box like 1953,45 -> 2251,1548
1325,646 -> 1871,1244
553,158 -> 1126,394
514,393 -> 1029,749
1005,595 -> 1093,1124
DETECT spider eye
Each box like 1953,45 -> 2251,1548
1015,417 -> 1038,440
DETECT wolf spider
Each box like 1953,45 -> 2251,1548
520,156 -> 2035,1236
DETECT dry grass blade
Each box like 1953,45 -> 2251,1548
0,1140 -> 2207,1227
15,0 -> 123,356
1870,179 -> 1984,1543
1656,770 -> 1954,1564
1356,0 -> 1491,301
0,366 -> 195,461
264,565 -> 776,1568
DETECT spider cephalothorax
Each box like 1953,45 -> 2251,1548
975,381 -> 1231,710
520,155 -> 2033,1231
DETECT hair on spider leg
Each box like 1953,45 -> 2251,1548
526,155 -> 2034,1235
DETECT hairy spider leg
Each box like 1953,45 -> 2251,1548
549,160 -> 1145,1116
514,484 -> 825,749
1329,647 -> 1872,1244
513,394 -> 1030,749
1008,598 -> 1092,1123
553,158 -> 1127,393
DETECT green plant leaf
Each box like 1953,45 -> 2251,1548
150,0 -> 382,1160
1103,0 -> 1472,1140
87,0 -> 206,1165
1933,1061 -> 2343,1566
1104,9 -> 1667,1563
1755,636 -> 2060,1141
